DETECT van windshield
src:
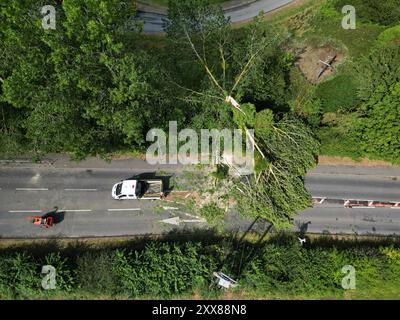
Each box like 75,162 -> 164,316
116,183 -> 123,196
135,181 -> 145,197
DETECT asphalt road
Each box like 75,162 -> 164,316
0,163 -> 399,238
137,0 -> 294,33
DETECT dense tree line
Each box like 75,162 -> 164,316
0,236 -> 399,299
0,0 -> 177,158
0,0 -> 299,159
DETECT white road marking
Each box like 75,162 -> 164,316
9,210 -> 42,213
64,188 -> 97,191
160,216 -> 206,225
64,209 -> 92,212
30,173 -> 41,184
184,212 -> 202,219
16,188 -> 48,191
107,208 -> 141,212
163,207 -> 179,210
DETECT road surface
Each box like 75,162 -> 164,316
0,162 -> 399,238
137,0 -> 294,33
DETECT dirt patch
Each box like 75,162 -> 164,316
296,46 -> 344,84
165,191 -> 201,204
318,156 -> 397,167
111,153 -> 146,161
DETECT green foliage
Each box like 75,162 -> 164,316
309,0 -> 385,59
236,21 -> 290,108
166,1 -> 319,229
338,44 -> 400,163
288,69 -> 322,128
254,109 -> 274,139
42,252 -> 75,292
318,126 -> 362,159
356,44 -> 400,102
377,24 -> 400,44
335,0 -> 400,26
233,16 -> 290,109
76,251 -> 118,294
0,239 -> 400,299
114,243 -> 215,297
232,103 -> 256,128
233,117 -> 319,229
210,164 -> 229,181
353,83 -> 400,163
0,252 -> 39,299
0,0 -> 175,159
199,202 -> 226,225
243,243 -> 337,293
316,75 -> 360,112
319,43 -> 400,163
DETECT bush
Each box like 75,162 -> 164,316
0,238 -> 400,299
377,25 -> 400,44
335,0 -> 400,26
316,75 -> 360,112
319,126 -> 362,159
76,251 -> 118,294
114,243 -> 216,297
199,202 -> 226,226
42,252 -> 75,292
0,252 -> 39,299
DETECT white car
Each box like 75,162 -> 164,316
112,179 -> 163,200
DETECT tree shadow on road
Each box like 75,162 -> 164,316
295,220 -> 312,238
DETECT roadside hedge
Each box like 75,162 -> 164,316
0,235 -> 399,299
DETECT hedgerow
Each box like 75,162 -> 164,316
0,236 -> 399,299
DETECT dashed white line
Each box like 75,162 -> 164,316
64,209 -> 92,212
16,188 -> 48,191
9,210 -> 42,213
107,208 -> 141,212
64,188 -> 97,191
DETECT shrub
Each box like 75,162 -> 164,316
76,251 -> 118,294
377,25 -> 400,44
335,0 -> 400,26
114,243 -> 216,297
1,252 -> 40,299
200,202 -> 226,226
319,126 -> 362,159
42,252 -> 75,292
316,75 -> 360,112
